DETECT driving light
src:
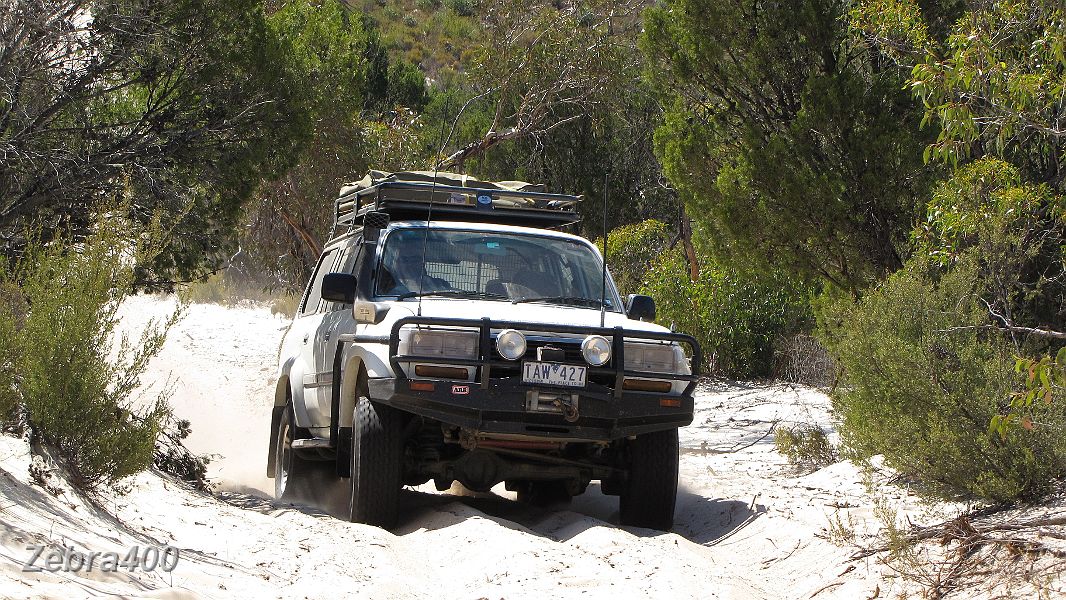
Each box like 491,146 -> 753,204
399,328 -> 478,359
496,329 -> 526,360
581,335 -> 612,366
624,342 -> 678,373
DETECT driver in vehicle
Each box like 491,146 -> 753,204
378,253 -> 450,296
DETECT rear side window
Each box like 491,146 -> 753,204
301,249 -> 339,316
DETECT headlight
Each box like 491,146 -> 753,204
399,328 -> 478,359
581,335 -> 612,366
495,329 -> 526,360
624,342 -> 684,373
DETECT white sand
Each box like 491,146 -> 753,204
0,295 -> 1058,599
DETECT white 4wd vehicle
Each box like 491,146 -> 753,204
267,171 -> 700,530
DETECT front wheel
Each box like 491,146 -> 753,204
618,428 -> 679,530
349,396 -> 405,528
274,405 -> 315,501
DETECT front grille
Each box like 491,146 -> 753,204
489,336 -> 615,386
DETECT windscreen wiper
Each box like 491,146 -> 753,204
396,290 -> 509,301
511,295 -> 607,308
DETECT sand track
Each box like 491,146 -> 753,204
0,296 -> 942,599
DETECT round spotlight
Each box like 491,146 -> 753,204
581,335 -> 612,366
496,329 -> 526,360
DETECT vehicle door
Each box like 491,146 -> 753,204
313,239 -> 362,422
293,247 -> 342,428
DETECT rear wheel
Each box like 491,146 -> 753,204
618,428 -> 679,530
349,396 -> 405,528
274,405 -> 315,501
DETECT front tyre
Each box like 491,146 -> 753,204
618,428 -> 679,530
349,396 -> 405,528
274,405 -> 314,501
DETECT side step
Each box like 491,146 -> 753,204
292,438 -> 334,450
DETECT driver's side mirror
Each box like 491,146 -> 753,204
322,273 -> 357,304
626,294 -> 656,321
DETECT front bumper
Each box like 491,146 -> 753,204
362,315 -> 701,441
369,376 -> 695,440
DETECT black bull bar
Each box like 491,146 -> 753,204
328,316 -> 701,446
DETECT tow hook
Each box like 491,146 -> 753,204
553,398 -> 580,423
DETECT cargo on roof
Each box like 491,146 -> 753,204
330,170 -> 582,239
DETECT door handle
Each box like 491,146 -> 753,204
325,330 -> 331,341
303,333 -> 309,344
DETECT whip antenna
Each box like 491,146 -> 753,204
600,171 -> 609,328
416,99 -> 452,318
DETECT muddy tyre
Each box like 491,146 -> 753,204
349,396 -> 405,528
274,405 -> 317,501
619,428 -> 679,530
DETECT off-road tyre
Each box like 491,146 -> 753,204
349,396 -> 405,528
618,428 -> 679,530
274,405 -> 317,501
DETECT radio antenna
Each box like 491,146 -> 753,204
416,98 -> 452,318
600,170 -> 609,328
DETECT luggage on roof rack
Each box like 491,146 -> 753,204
330,170 -> 581,237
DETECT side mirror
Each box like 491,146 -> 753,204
322,273 -> 357,304
626,294 -> 656,322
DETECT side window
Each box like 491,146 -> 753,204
327,240 -> 361,312
301,249 -> 339,316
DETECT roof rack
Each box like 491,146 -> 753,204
330,170 -> 581,238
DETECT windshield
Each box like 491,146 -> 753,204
375,227 -> 622,311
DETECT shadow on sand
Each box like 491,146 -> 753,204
254,468 -> 767,548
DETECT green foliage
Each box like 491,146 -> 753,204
598,220 -> 671,297
642,0 -> 939,294
852,0 -> 1066,186
388,60 -> 430,109
916,159 -> 1064,346
821,257 -> 1066,502
445,0 -> 475,17
630,230 -> 811,379
0,0 -> 311,287
1,216 -> 181,490
914,159 -> 1053,267
154,416 -> 211,490
774,424 -> 838,470
243,1 -> 379,289
993,350 -> 1066,438
0,283 -> 23,420
353,0 -> 478,78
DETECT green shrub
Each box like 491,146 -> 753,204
388,60 -> 429,109
774,424 -> 838,469
640,247 -> 811,379
602,219 -> 811,379
0,283 -> 23,420
820,257 -> 1066,503
445,0 -> 474,17
2,217 -> 180,490
600,219 -> 671,297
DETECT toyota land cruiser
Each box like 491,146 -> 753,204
266,170 -> 700,530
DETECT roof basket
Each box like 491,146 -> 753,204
331,170 -> 581,237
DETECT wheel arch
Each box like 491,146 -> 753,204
339,355 -> 370,429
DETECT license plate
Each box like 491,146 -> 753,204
522,361 -> 586,388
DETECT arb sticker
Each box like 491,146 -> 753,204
451,384 -> 469,395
